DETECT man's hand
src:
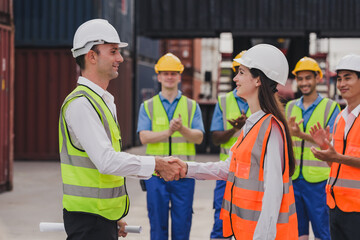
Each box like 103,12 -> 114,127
168,157 -> 187,177
228,111 -> 247,130
155,156 -> 186,181
117,219 -> 128,238
170,114 -> 183,132
310,139 -> 339,163
309,122 -> 331,150
288,116 -> 304,137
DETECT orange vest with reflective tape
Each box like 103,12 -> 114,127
326,112 -> 360,212
220,114 -> 298,240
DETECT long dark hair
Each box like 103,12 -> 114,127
250,68 -> 296,176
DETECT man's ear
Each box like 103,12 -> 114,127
315,73 -> 322,84
86,50 -> 97,64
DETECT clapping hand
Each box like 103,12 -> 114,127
228,111 -> 247,130
170,114 -> 183,133
309,121 -> 338,164
309,122 -> 331,149
288,116 -> 304,137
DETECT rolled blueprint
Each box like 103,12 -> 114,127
39,222 -> 64,232
39,222 -> 142,233
124,225 -> 142,233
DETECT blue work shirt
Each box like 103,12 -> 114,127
295,94 -> 340,179
137,90 -> 204,133
295,94 -> 340,133
210,89 -> 249,132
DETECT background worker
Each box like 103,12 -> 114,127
310,54 -> 360,240
209,51 -> 250,240
137,53 -> 204,240
60,19 -> 184,240
173,44 -> 298,239
285,57 -> 340,240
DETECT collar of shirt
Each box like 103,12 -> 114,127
159,90 -> 182,103
342,104 -> 360,121
243,109 -> 266,136
78,76 -> 115,103
296,93 -> 323,111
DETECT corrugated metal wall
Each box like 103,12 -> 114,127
108,57 -> 134,149
0,0 -> 14,192
0,0 -> 11,25
14,48 -> 77,160
138,0 -> 360,38
134,36 -> 160,145
14,0 -> 133,47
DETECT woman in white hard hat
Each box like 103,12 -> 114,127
173,44 -> 298,239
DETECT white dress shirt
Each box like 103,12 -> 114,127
187,110 -> 284,239
64,77 -> 155,178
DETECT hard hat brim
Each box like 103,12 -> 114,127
72,41 -> 128,58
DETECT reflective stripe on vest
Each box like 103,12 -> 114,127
59,85 -> 129,221
285,98 -> 339,182
144,94 -> 196,161
219,92 -> 251,161
326,112 -> 360,212
220,114 -> 298,240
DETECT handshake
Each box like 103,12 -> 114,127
154,156 -> 188,181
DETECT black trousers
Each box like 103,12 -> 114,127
63,209 -> 118,240
330,206 -> 360,240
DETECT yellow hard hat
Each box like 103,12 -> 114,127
292,57 -> 323,79
154,53 -> 184,74
232,50 -> 247,72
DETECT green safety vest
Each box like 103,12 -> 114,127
144,94 -> 196,161
219,91 -> 251,161
59,85 -> 129,221
285,98 -> 340,182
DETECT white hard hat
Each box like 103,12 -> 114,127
71,19 -> 128,58
335,54 -> 360,72
234,44 -> 289,86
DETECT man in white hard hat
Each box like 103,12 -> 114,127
59,19 -> 185,240
137,53 -> 204,240
310,54 -> 360,240
208,50 -> 250,240
285,57 -> 340,240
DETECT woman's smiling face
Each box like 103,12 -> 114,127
233,65 -> 259,100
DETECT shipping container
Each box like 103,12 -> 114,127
138,0 -> 360,38
0,0 -> 11,25
14,0 -> 133,49
14,48 -> 77,160
14,49 -> 134,160
107,56 -> 134,149
0,24 -> 14,192
138,36 -> 160,61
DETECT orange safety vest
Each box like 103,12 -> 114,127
326,112 -> 360,212
220,114 -> 298,240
